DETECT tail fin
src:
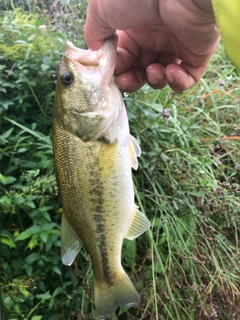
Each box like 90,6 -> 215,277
94,271 -> 140,319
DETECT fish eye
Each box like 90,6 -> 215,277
61,71 -> 74,86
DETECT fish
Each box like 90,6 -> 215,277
52,34 -> 151,319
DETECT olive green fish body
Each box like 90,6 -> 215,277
53,110 -> 133,279
53,35 -> 150,319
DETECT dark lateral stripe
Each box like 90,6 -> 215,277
94,217 -> 113,286
88,148 -> 113,286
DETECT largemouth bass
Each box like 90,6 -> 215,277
52,35 -> 151,319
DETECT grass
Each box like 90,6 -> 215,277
122,43 -> 240,319
1,2 -> 240,320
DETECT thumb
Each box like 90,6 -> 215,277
84,0 -> 115,50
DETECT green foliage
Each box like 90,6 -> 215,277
0,1 -> 87,133
49,0 -> 88,47
124,51 -> 240,319
0,9 -> 65,133
1,2 -> 240,320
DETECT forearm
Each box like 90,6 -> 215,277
215,0 -> 240,69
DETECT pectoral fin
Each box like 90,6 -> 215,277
79,112 -> 100,118
125,205 -> 151,240
61,212 -> 83,266
128,135 -> 141,170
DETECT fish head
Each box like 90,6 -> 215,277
53,35 -> 122,141
64,34 -> 117,84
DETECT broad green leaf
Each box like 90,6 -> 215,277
39,231 -> 48,243
53,287 -> 64,297
13,197 -> 25,205
41,64 -> 49,71
3,296 -> 14,310
0,173 -> 16,185
15,231 -> 32,241
42,222 -> 57,231
36,291 -> 52,300
25,265 -> 33,277
26,225 -> 41,234
0,235 -> 16,248
26,252 -> 41,264
1,99 -> 14,110
0,195 -> 11,206
0,127 -> 13,144
24,200 -> 36,208
52,266 -> 61,275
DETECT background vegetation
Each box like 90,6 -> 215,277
0,1 -> 240,319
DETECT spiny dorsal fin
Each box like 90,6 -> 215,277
61,212 -> 83,266
128,135 -> 141,170
125,205 -> 151,240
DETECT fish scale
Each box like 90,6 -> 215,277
52,35 -> 151,319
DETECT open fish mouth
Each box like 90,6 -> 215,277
65,41 -> 100,66
65,34 -> 118,68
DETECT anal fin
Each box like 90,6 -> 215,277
125,205 -> 151,240
61,212 -> 83,266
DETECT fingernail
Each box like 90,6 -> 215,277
147,67 -> 158,85
114,77 -> 127,91
148,73 -> 159,85
147,66 -> 165,85
167,70 -> 175,84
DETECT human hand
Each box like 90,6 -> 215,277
84,0 -> 220,93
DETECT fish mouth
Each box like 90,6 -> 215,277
65,41 -> 99,67
65,34 -> 118,69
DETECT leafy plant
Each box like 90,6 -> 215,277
0,9 -> 65,133
124,52 -> 240,319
